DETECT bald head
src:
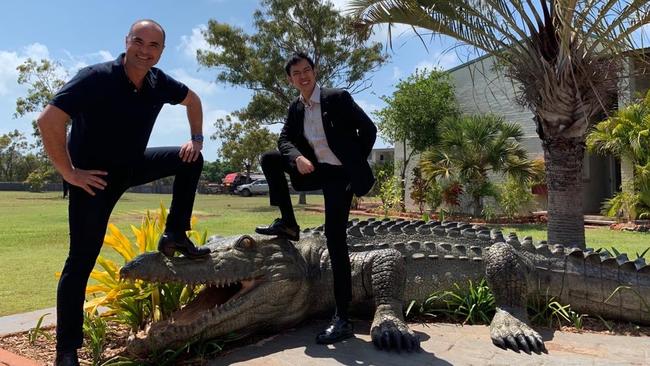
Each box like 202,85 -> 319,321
128,19 -> 166,45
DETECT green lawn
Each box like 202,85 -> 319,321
0,191 -> 331,316
1,191 -> 649,316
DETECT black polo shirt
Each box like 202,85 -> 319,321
50,53 -> 188,169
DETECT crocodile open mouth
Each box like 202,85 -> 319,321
171,277 -> 262,325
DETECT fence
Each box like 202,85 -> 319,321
0,182 -> 173,194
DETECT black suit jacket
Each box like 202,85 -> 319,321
278,87 -> 377,196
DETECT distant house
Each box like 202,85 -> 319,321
396,52 -> 649,213
368,147 -> 394,166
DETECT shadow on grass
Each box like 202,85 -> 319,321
495,223 -> 547,231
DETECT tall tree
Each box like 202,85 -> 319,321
351,0 -> 650,248
374,69 -> 458,210
202,159 -> 238,183
0,130 -> 39,182
213,116 -> 278,179
198,0 -> 387,126
198,0 -> 387,204
14,58 -> 67,147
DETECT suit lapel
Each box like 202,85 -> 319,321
294,100 -> 305,136
320,88 -> 333,134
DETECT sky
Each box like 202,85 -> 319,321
0,0 -> 467,162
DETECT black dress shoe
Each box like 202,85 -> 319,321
316,316 -> 354,344
255,218 -> 300,241
158,232 -> 211,259
55,350 -> 80,366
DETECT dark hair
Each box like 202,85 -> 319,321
284,52 -> 314,76
128,19 -> 166,44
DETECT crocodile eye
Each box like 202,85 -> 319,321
235,235 -> 256,250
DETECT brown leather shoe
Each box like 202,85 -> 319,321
158,232 -> 210,259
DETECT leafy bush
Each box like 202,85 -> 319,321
376,170 -> 402,217
600,181 -> 650,221
497,177 -> 534,219
425,180 -> 443,213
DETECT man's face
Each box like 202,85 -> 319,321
124,22 -> 165,73
288,58 -> 316,98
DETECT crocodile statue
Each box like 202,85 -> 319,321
120,219 -> 650,357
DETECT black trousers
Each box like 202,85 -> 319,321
56,147 -> 203,351
261,151 -> 353,309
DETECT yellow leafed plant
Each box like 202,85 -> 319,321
81,202 -> 207,331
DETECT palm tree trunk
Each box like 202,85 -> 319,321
543,136 -> 586,248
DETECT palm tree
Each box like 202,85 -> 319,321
350,0 -> 650,248
420,114 -> 535,216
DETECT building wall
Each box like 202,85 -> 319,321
368,148 -> 394,165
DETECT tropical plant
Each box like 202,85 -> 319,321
351,0 -> 650,248
587,90 -> 650,219
420,114 -> 535,216
83,311 -> 108,365
82,203 -> 206,332
600,182 -> 649,221
409,167 -> 429,214
407,279 -> 496,325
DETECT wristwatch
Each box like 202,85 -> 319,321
191,134 -> 204,143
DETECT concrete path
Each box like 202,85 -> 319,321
0,308 -> 55,336
3,310 -> 650,365
215,321 -> 650,366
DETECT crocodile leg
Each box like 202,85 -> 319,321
485,242 -> 546,353
366,249 -> 420,352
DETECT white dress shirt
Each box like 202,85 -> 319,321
300,86 -> 342,166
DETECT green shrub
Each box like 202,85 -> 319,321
498,177 -> 534,219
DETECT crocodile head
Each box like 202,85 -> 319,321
119,234 -> 314,356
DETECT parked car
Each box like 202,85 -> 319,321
203,183 -> 224,194
223,172 -> 265,194
236,179 -> 269,197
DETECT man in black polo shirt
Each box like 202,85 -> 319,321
37,19 -> 209,366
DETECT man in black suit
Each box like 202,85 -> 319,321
256,52 -> 376,344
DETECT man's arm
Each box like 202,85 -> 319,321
178,89 -> 203,163
37,105 -> 107,196
343,91 -> 376,158
278,103 -> 314,174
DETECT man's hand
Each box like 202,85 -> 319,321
179,140 -> 202,162
64,168 -> 108,196
296,156 -> 314,175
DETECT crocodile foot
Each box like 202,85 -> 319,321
370,304 -> 420,352
489,307 -> 546,353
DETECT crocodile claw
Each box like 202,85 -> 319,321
371,306 -> 420,352
489,307 -> 546,354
